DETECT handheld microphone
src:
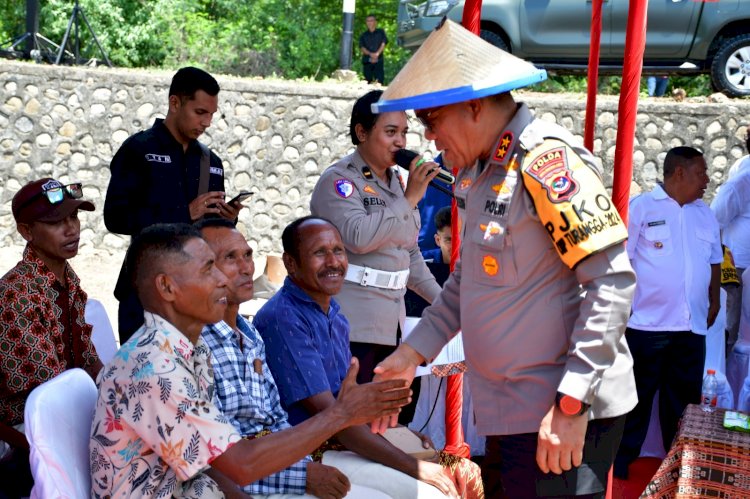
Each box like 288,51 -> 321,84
394,149 -> 455,185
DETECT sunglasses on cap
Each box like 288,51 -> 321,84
42,182 -> 84,204
18,182 -> 84,210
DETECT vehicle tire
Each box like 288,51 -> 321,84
480,29 -> 509,52
710,34 -> 750,97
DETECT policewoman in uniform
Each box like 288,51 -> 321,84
310,90 -> 442,394
372,21 -> 638,498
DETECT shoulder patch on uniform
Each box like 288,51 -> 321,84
363,185 -> 378,195
334,179 -> 354,198
521,139 -> 627,270
526,147 -> 579,203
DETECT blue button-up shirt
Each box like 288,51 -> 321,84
202,316 -> 309,495
254,278 -> 351,426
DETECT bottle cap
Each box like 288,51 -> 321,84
707,369 -> 716,374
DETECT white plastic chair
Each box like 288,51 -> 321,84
24,368 -> 97,499
86,298 -> 118,364
728,268 -> 750,404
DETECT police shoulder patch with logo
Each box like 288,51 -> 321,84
334,178 -> 354,198
521,139 -> 627,269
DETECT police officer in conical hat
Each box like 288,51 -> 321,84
373,19 -> 637,498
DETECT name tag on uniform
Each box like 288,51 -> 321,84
145,153 -> 171,163
647,220 -> 666,227
210,166 -> 223,175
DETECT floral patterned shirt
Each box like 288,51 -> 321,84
0,245 -> 99,426
90,312 -> 241,498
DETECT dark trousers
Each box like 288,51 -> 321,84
363,57 -> 384,84
482,416 -> 625,499
350,341 -> 420,426
117,291 -> 144,344
614,329 -> 705,478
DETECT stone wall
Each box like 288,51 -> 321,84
2,60 -> 748,256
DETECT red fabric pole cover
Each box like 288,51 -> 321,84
443,373 -> 471,458
612,0 -> 648,223
584,0 -> 604,152
444,0 -> 482,456
462,0 -> 482,37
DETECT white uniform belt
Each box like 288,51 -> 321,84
344,264 -> 410,290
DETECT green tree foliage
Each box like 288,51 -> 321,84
0,0 -> 717,94
0,0 -> 408,80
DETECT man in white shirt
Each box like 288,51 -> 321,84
614,146 -> 722,479
713,156 -> 750,354
727,128 -> 750,180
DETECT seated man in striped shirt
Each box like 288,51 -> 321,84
197,218 -> 366,499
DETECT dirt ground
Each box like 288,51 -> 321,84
0,244 -> 124,332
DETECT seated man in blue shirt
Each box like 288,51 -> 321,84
254,217 -> 482,499
198,218 -> 379,499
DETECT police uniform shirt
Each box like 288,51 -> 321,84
628,184 -> 722,335
310,150 -> 441,346
404,104 -> 637,435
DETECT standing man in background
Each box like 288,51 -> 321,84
359,14 -> 387,84
104,67 -> 241,343
615,146 -> 722,479
714,129 -> 750,354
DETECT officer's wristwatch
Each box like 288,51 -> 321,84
555,392 -> 590,417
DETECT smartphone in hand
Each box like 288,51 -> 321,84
228,191 -> 253,206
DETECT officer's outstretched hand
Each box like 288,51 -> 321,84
536,405 -> 588,475
370,343 -> 425,434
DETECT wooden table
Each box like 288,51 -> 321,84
641,404 -> 750,498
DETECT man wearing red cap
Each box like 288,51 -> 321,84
0,178 -> 103,495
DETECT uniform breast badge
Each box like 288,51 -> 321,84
482,255 -> 499,276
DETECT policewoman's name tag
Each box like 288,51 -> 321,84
521,140 -> 627,269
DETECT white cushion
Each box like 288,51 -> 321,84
322,450 -> 445,499
86,298 -> 118,364
24,368 -> 97,499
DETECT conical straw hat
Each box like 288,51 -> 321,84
373,19 -> 546,113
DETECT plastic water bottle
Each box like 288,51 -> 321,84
701,369 -> 718,413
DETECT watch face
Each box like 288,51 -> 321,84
560,395 -> 582,416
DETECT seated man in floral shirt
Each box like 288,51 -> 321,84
89,223 -> 410,498
0,178 -> 102,496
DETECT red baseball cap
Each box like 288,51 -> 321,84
12,178 -> 95,224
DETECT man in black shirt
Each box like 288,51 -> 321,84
359,14 -> 388,84
104,67 -> 241,342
